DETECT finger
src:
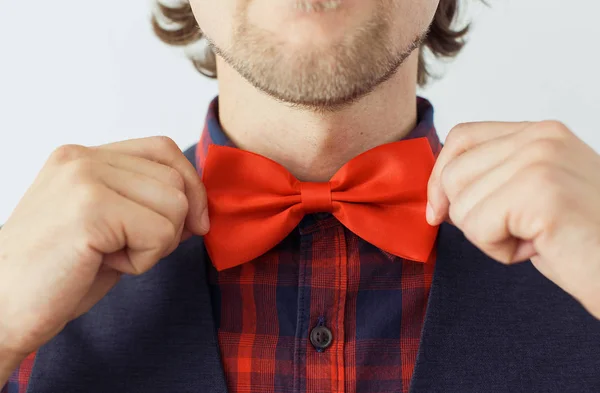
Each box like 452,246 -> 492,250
457,164 -> 574,264
96,162 -> 188,239
427,121 -> 531,225
438,121 -> 587,212
86,187 -> 179,275
461,164 -> 600,312
65,146 -> 194,244
439,124 -> 565,205
102,249 -> 135,274
90,149 -> 186,193
49,144 -> 186,194
447,139 -> 585,227
95,137 -> 208,235
96,163 -> 188,255
100,229 -> 176,270
457,181 -> 530,265
513,241 -> 537,262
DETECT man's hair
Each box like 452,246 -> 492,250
151,0 -> 470,86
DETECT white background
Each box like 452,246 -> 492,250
0,0 -> 598,224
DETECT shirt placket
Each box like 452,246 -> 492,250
296,217 -> 348,393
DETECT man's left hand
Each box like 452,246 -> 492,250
427,120 -> 600,319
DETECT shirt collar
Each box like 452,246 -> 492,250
195,96 -> 441,175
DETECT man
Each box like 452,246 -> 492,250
1,0 -> 599,392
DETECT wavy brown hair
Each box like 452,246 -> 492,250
152,0 -> 471,86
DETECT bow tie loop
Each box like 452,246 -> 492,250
299,182 -> 333,214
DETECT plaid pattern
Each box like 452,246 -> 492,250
2,352 -> 35,393
204,96 -> 441,393
2,96 -> 440,393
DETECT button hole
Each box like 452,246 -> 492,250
317,316 -> 325,326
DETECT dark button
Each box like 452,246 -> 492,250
310,325 -> 333,350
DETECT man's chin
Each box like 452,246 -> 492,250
218,0 -> 422,110
227,55 -> 400,111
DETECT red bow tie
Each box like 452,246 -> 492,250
202,137 -> 438,271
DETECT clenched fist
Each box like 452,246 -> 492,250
427,121 -> 600,319
0,137 -> 209,382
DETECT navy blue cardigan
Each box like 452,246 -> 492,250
25,144 -> 600,392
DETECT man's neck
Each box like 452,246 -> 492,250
216,51 -> 420,182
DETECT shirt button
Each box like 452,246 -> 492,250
310,325 -> 333,351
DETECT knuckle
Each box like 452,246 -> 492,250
49,144 -> 88,165
460,212 -> 475,235
131,260 -> 152,275
524,139 -> 564,160
130,220 -> 177,275
448,203 -> 461,227
172,190 -> 190,220
165,167 -> 185,191
445,123 -> 472,147
440,163 -> 460,199
497,255 -> 514,265
440,162 -> 452,185
74,183 -> 106,211
63,157 -> 97,182
152,136 -> 179,152
463,227 -> 514,265
156,220 -> 178,249
464,220 -> 485,244
128,264 -> 147,276
519,163 -> 566,216
522,162 -> 559,188
536,120 -> 572,139
69,185 -> 108,231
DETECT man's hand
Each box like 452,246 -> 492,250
427,121 -> 600,319
0,137 -> 209,377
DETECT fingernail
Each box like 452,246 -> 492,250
426,202 -> 435,224
200,208 -> 210,233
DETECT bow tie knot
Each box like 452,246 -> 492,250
300,182 -> 333,213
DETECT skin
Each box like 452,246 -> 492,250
0,137 -> 209,383
2,0 -> 599,386
190,0 -> 440,181
427,121 -> 600,319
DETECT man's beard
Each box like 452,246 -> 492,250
208,2 -> 427,110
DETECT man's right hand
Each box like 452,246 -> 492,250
0,136 -> 209,380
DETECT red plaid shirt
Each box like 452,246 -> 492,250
200,96 -> 441,393
2,96 -> 441,393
